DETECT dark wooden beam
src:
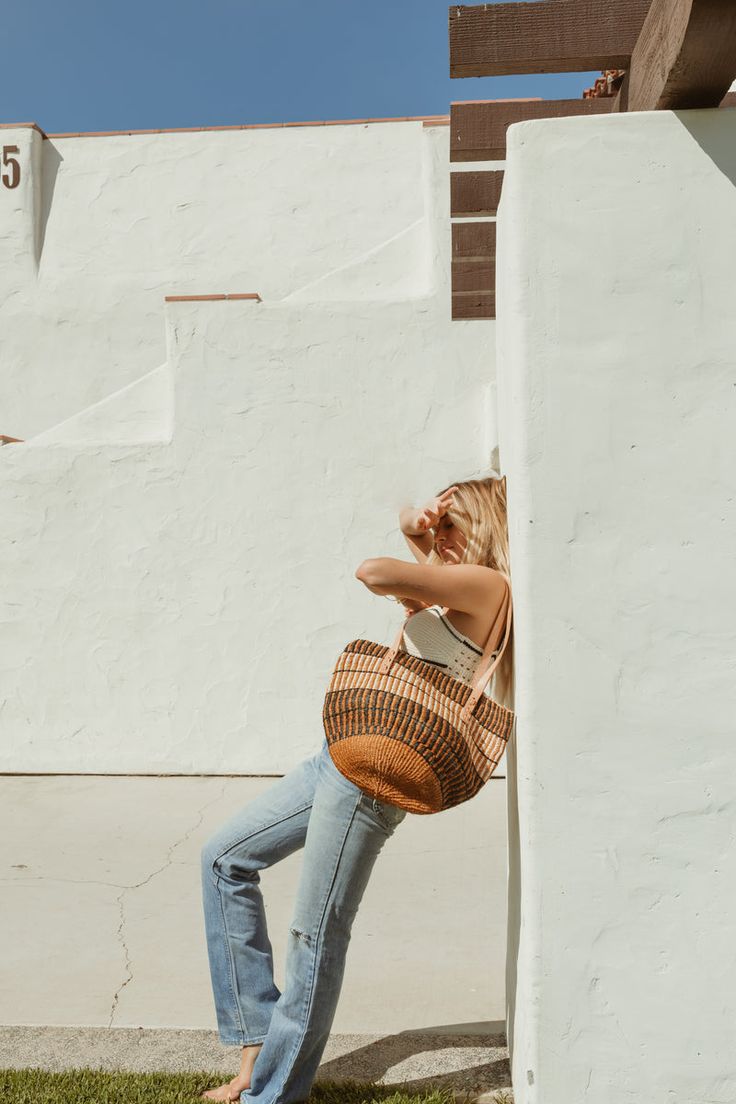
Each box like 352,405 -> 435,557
451,170 -> 505,217
452,222 -> 496,319
452,259 -> 495,294
451,98 -> 613,162
452,292 -> 496,320
452,221 -> 496,260
449,0 -> 652,79
612,0 -> 736,111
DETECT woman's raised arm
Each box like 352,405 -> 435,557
398,487 -> 459,564
399,506 -> 434,564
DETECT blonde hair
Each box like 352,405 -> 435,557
426,474 -> 514,711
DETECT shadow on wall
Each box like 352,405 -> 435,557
678,101 -> 736,186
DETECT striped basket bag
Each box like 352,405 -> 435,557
322,580 -> 514,814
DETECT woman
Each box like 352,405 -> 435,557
199,475 -> 514,1104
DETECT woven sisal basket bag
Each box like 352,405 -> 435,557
322,580 -> 514,814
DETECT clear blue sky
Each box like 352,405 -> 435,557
4,0 -> 601,133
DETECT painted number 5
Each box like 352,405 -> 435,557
2,146 -> 20,189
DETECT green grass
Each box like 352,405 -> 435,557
0,1069 -> 514,1104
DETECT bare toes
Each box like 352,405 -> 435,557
200,1085 -> 238,1102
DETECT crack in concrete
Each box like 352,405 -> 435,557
107,778 -> 230,1028
0,876 -> 129,888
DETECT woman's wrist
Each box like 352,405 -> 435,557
399,505 -> 424,536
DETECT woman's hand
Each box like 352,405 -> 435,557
382,593 -> 432,614
402,486 -> 459,537
396,596 -> 432,614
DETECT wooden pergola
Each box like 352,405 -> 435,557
450,0 -> 736,319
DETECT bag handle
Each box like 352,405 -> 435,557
378,578 -> 513,725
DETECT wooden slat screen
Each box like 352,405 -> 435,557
451,222 -> 496,320
448,0 -> 736,319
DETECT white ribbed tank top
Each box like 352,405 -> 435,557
397,604 -> 501,699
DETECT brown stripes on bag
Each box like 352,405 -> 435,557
323,638 -> 514,811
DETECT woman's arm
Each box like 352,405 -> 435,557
399,506 -> 435,565
358,490 -> 463,609
397,505 -> 439,608
355,559 -> 505,616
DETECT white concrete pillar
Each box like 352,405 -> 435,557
497,108 -> 736,1103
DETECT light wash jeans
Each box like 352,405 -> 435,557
200,735 -> 408,1104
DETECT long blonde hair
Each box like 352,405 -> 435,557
426,474 -> 514,710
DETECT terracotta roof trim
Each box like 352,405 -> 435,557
164,293 -> 262,302
0,115 -> 452,140
0,122 -> 48,137
449,97 -> 543,106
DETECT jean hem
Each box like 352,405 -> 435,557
219,1033 -> 269,1046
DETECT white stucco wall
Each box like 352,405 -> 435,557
0,117 -> 510,1040
0,118 -> 499,775
497,107 -> 736,1103
2,119 -> 438,438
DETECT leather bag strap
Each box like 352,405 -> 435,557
378,577 -> 513,722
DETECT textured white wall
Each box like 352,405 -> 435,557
0,119 -> 499,775
497,107 -> 736,1103
0,116 -> 513,1039
2,121 -> 436,437
0,117 -> 513,1038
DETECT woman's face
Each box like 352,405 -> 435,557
433,513 -> 468,564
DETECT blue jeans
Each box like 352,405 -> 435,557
200,735 -> 408,1104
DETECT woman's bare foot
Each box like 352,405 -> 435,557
201,1042 -> 263,1101
200,1076 -> 246,1102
